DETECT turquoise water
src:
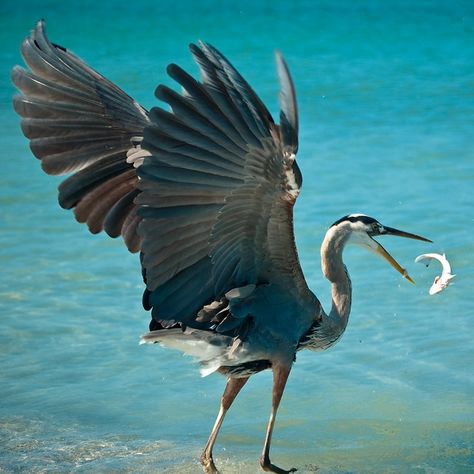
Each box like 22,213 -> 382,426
1,0 -> 473,472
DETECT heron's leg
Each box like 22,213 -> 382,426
200,376 -> 249,474
260,364 -> 296,474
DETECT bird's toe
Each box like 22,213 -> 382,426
260,457 -> 297,474
200,455 -> 220,474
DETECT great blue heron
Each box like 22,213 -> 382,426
12,21 -> 431,474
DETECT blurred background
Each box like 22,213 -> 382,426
1,1 -> 473,472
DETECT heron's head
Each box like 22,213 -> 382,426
329,214 -> 432,283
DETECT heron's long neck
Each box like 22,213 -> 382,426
320,227 -> 352,336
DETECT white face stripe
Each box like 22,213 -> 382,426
347,230 -> 379,251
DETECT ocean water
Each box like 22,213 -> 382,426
1,0 -> 473,472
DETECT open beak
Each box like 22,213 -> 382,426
381,226 -> 432,243
372,227 -> 432,284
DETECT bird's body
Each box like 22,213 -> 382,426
142,281 -> 319,377
12,21 -> 431,473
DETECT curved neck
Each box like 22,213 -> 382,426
320,225 -> 352,335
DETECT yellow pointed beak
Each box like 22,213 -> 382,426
373,240 -> 415,284
373,226 -> 431,284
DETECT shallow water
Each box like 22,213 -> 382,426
1,0 -> 473,472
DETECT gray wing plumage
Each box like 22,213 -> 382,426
12,20 -> 150,252
139,42 -> 312,329
13,23 -> 316,336
275,51 -> 298,154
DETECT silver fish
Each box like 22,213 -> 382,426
415,253 -> 455,295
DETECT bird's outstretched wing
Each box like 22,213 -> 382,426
138,43 -> 315,330
12,20 -> 150,252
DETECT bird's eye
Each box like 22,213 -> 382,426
371,223 -> 382,234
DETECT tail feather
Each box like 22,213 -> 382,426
140,328 -> 233,376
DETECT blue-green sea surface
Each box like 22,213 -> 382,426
1,1 -> 473,472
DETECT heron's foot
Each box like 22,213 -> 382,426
260,456 -> 297,474
200,453 -> 220,474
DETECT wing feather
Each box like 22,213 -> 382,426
188,45 -> 265,147
104,189 -> 140,238
122,213 -> 142,253
74,169 -> 137,233
275,51 -> 298,153
198,43 -> 273,140
155,85 -> 247,155
12,20 -> 149,251
138,43 -> 311,329
166,62 -> 255,147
